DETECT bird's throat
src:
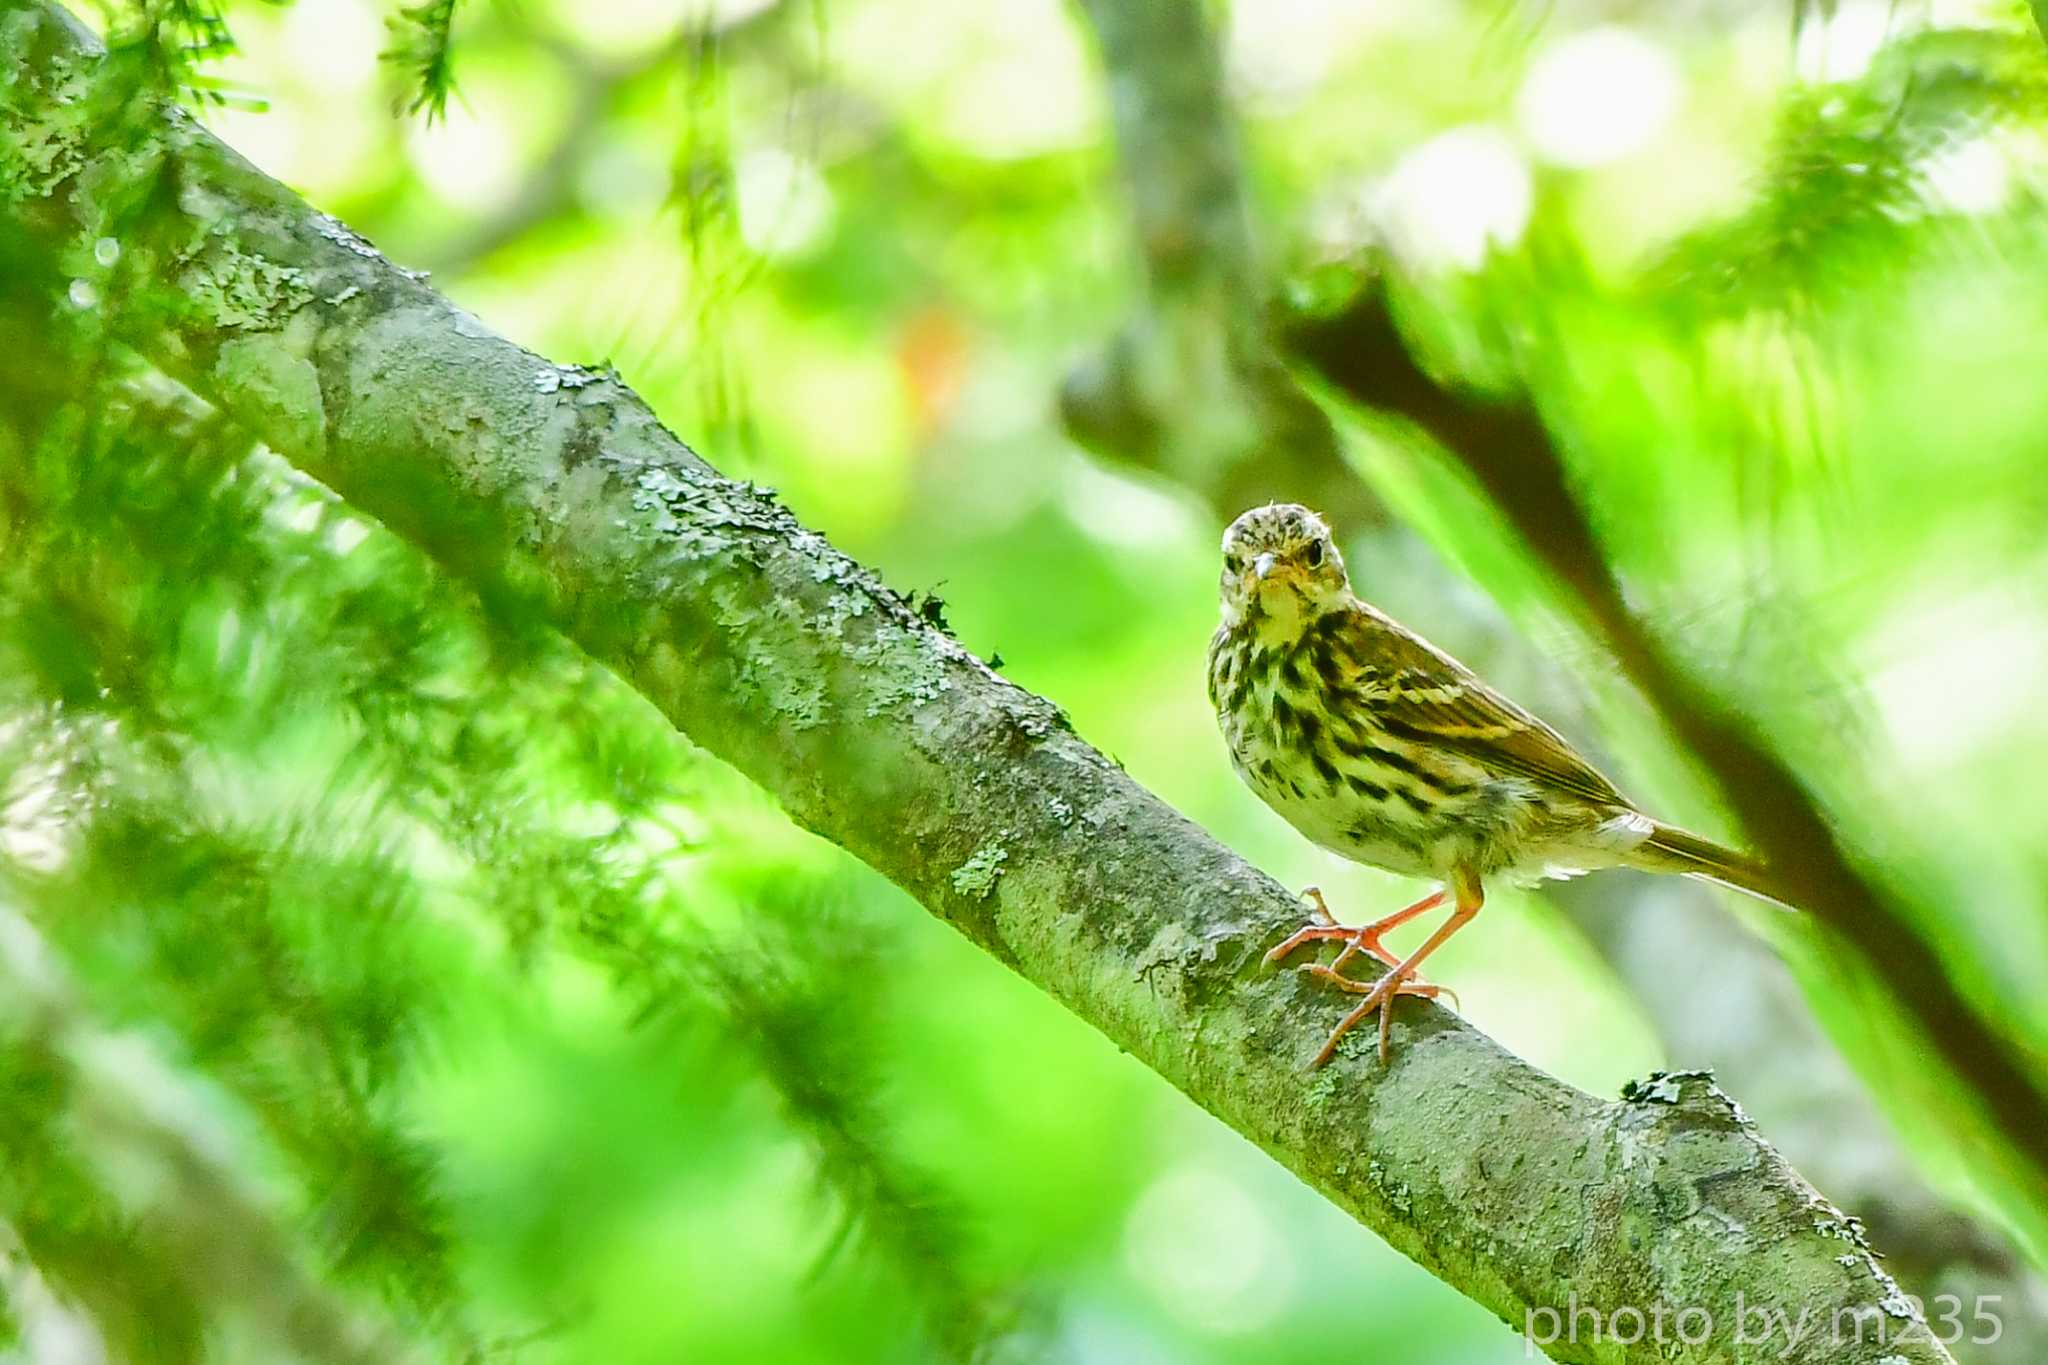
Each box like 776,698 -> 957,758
1251,583 -> 1318,647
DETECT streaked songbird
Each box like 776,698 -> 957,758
1206,503 -> 1786,1066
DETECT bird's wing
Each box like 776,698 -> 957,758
1329,604 -> 1630,808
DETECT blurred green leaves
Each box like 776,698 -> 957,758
1300,16 -> 2048,1268
384,0 -> 460,119
0,257 -> 1011,1356
1656,25 -> 2048,320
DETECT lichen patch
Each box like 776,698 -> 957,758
951,842 -> 1008,900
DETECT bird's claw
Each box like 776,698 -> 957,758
1265,885 -> 1466,1066
1262,920 -> 1369,967
1300,962 -> 1459,1013
1301,964 -> 1449,1067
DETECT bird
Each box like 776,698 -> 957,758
1206,502 -> 1788,1066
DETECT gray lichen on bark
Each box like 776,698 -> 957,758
0,5 -> 1966,1361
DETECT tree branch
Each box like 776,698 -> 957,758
0,6 -> 1962,1360
1562,876 -> 2048,1351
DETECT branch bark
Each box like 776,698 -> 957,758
0,6 -> 1963,1360
1563,877 -> 2048,1353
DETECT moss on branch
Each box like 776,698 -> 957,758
0,5 -> 1960,1361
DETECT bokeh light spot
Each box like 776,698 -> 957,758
1378,126 -> 1532,271
1121,1163 -> 1297,1335
1516,26 -> 1682,170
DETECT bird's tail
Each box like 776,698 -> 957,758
1629,821 -> 1796,912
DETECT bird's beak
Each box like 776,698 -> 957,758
1252,552 -> 1276,581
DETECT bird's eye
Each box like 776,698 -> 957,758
1304,540 -> 1324,567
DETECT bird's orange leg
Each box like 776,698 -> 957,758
1311,872 -> 1484,1068
1263,886 -> 1446,974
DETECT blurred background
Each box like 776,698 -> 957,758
7,0 -> 2048,1360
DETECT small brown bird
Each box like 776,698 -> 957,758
1207,503 -> 1786,1066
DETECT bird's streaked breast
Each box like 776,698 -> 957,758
1210,620 -> 1490,877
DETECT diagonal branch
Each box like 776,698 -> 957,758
0,6 -> 1961,1360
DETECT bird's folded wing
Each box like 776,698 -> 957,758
1337,607 -> 1629,808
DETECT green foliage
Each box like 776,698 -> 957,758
1655,26 -> 2048,318
382,0 -> 459,119
95,0 -> 258,106
91,0 -> 468,118
0,1017 -> 209,1363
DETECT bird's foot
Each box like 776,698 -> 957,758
1266,886 -> 1462,1066
1299,964 -> 1456,1066
1263,885 -> 1446,975
1267,877 -> 1483,1067
1299,962 -> 1459,1012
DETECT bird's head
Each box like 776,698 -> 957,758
1218,503 -> 1350,637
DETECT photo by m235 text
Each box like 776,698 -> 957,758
1523,1292 -> 2005,1357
